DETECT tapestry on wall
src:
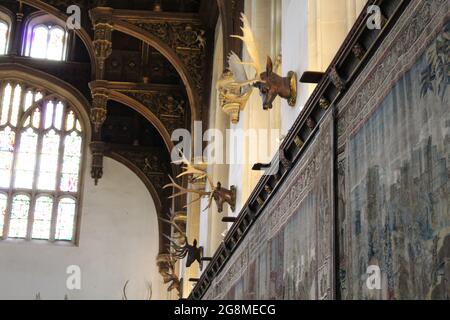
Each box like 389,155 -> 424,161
338,14 -> 449,300
204,112 -> 335,300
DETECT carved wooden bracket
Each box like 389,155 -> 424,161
89,80 -> 110,133
89,7 -> 114,79
89,140 -> 105,185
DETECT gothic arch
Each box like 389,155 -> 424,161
112,19 -> 200,126
108,90 -> 175,153
0,63 -> 92,142
20,0 -> 98,77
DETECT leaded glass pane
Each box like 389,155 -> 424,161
55,198 -> 75,241
10,84 -> 22,126
66,111 -> 75,131
47,27 -> 65,61
0,21 -> 8,55
0,127 -> 15,188
44,101 -> 54,129
30,26 -> 48,59
34,92 -> 43,102
60,132 -> 81,192
32,108 -> 40,129
1,83 -> 12,125
9,194 -> 30,238
15,128 -> 38,189
37,130 -> 59,190
0,194 -> 7,237
32,196 -> 53,240
76,120 -> 82,132
24,91 -> 33,112
54,102 -> 63,130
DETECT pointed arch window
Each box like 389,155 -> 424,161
0,18 -> 10,55
24,14 -> 68,61
0,81 -> 84,242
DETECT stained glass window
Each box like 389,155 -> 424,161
28,24 -> 67,61
55,198 -> 76,241
0,20 -> 9,55
0,81 -> 84,242
9,195 -> 30,238
32,196 -> 53,240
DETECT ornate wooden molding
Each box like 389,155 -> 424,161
89,7 -> 114,79
129,20 -> 206,101
105,81 -> 189,136
109,9 -> 207,120
124,91 -> 188,135
88,80 -> 109,133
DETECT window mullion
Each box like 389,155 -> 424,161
45,27 -> 51,60
26,106 -> 45,240
3,95 -> 23,240
6,81 -> 14,125
50,106 -> 66,242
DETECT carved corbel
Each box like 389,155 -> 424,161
90,141 -> 105,186
89,80 -> 110,133
89,7 -> 114,79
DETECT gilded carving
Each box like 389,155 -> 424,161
123,91 -> 187,134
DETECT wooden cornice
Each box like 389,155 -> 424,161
189,0 -> 413,300
111,9 -> 203,24
105,81 -> 184,93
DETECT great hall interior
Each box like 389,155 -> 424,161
0,0 -> 448,300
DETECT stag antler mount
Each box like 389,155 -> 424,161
161,215 -> 205,271
164,153 -> 236,213
218,13 -> 297,121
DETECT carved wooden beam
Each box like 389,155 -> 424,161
217,0 -> 244,67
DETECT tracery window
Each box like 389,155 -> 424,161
0,81 -> 84,242
0,18 -> 10,55
24,18 -> 68,61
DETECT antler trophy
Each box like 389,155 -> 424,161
164,152 -> 236,213
161,216 -> 204,270
157,254 -> 182,298
218,13 -> 297,123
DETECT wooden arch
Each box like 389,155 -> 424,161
108,90 -> 175,153
111,19 -> 200,127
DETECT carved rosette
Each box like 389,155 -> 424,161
89,81 -> 110,133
